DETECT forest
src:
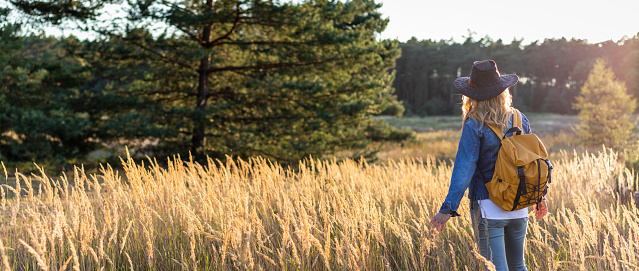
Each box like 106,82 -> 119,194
394,34 -> 639,116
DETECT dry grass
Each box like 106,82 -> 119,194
0,147 -> 637,270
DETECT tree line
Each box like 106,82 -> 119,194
393,34 -> 639,116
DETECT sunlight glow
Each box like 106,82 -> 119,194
378,0 -> 639,44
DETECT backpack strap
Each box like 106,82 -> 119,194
486,108 -> 522,139
486,123 -> 505,139
512,108 -> 522,133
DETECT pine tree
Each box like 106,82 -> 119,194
11,0 -> 405,163
573,59 -> 637,149
0,9 -> 101,162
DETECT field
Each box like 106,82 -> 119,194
376,113 -> 584,162
1,114 -> 639,270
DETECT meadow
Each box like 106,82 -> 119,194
1,114 -> 639,270
376,113 -> 583,162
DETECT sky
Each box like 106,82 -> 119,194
5,0 -> 638,44
377,0 -> 639,44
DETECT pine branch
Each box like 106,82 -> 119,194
125,39 -> 196,70
173,24 -> 200,43
94,29 -> 197,71
215,114 -> 318,122
212,40 -> 307,47
206,58 -> 343,75
240,18 -> 294,28
158,3 -> 208,42
205,4 -> 242,48
136,89 -> 197,96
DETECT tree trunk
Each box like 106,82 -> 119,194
191,0 -> 214,160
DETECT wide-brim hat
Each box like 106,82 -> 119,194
453,60 -> 519,100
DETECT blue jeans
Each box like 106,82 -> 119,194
470,201 -> 528,271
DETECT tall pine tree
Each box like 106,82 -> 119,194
11,0 -> 405,163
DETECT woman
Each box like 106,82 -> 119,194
429,60 -> 547,271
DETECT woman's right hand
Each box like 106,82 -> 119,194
429,212 -> 451,232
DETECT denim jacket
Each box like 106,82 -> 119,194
438,111 -> 531,217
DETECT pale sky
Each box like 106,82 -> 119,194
378,0 -> 639,44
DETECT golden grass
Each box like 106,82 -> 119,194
0,149 -> 638,270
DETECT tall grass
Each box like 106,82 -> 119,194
0,149 -> 638,270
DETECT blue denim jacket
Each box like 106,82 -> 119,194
438,111 -> 531,216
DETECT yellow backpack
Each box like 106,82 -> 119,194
483,109 -> 553,211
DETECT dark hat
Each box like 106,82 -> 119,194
453,60 -> 519,100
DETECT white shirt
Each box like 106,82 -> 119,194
479,199 -> 529,219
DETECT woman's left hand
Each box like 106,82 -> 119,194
535,198 -> 548,220
429,212 -> 451,232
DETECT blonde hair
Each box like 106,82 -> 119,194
461,88 -> 513,131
